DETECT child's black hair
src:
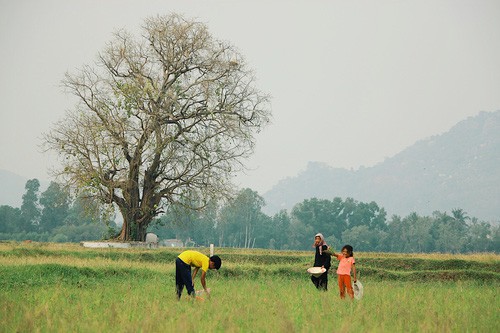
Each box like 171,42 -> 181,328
342,245 -> 354,257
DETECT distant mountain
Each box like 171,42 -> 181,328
0,170 -> 49,208
0,170 -> 28,208
262,111 -> 500,222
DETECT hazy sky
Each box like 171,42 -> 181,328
1,0 -> 500,194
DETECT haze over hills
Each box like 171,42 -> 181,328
262,110 -> 500,222
0,170 -> 27,208
2,111 -> 499,223
0,170 -> 49,208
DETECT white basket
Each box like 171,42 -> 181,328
352,280 -> 364,300
307,267 -> 326,277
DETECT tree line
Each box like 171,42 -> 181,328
151,188 -> 499,253
0,179 -> 117,242
1,180 -> 498,253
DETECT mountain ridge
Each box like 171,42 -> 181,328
0,170 -> 30,208
262,110 -> 500,222
0,170 -> 49,208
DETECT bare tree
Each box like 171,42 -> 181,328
44,14 -> 271,241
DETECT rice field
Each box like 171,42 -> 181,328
0,242 -> 498,332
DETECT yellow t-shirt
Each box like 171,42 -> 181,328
178,250 -> 210,272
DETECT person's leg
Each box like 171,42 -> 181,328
337,274 -> 345,298
184,272 -> 195,297
178,260 -> 194,297
176,258 -> 195,299
175,258 -> 185,300
311,275 -> 320,289
345,275 -> 354,299
319,272 -> 328,291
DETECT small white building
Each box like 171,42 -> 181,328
161,239 -> 184,247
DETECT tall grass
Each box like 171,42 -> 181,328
0,242 -> 498,332
1,275 -> 497,332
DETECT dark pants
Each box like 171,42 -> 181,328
175,257 -> 194,299
311,272 -> 328,291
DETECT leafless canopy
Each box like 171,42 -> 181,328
44,14 -> 271,240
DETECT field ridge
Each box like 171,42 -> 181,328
1,243 -> 498,285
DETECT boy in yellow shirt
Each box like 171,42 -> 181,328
176,250 -> 222,300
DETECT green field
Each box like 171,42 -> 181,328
1,242 -> 499,332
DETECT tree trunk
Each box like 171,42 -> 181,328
218,230 -> 224,247
115,205 -> 137,241
136,222 -> 147,242
117,213 -> 132,241
244,225 -> 248,249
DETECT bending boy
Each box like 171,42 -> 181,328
175,250 -> 222,300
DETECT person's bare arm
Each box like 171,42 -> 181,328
200,270 -> 208,290
352,263 -> 357,282
200,270 -> 210,298
192,267 -> 199,286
